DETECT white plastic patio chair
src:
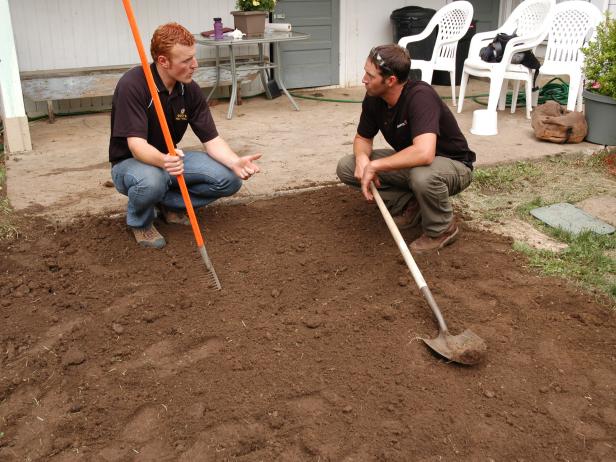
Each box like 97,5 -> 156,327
457,0 -> 555,119
538,1 -> 603,112
398,1 -> 474,106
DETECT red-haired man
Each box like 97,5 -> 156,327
109,22 -> 261,248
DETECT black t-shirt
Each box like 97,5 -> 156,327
357,80 -> 475,169
109,63 -> 218,164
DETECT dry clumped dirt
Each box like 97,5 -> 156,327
1,186 -> 616,461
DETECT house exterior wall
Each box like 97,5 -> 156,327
9,0 -> 251,72
339,0 -> 447,86
7,0 -> 614,102
9,0 -> 446,83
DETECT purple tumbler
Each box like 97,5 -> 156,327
213,17 -> 223,40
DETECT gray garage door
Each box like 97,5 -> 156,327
273,0 -> 339,89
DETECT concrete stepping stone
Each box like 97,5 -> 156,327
530,202 -> 615,236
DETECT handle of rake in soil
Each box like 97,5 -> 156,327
369,183 -> 449,333
121,0 -> 204,248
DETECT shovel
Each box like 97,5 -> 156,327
370,183 -> 487,365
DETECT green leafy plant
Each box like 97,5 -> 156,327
582,13 -> 616,99
235,0 -> 276,12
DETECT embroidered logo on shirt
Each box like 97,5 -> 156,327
397,120 -> 408,129
175,108 -> 188,121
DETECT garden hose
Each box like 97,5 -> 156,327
290,77 -> 572,108
1,79 -> 572,155
470,77 -> 570,107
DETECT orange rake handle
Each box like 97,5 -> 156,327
121,0 -> 205,248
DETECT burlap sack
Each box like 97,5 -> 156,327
531,100 -> 587,144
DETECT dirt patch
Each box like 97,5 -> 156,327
1,186 -> 616,461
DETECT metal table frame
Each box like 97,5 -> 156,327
195,31 -> 310,119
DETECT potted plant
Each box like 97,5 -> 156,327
232,0 -> 277,36
582,13 -> 616,145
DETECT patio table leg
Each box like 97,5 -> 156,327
258,43 -> 272,100
227,45 -> 238,120
273,42 -> 299,111
206,47 -> 221,102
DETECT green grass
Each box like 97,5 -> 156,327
0,151 -> 18,240
471,161 -> 542,192
513,229 -> 616,300
461,152 -> 616,304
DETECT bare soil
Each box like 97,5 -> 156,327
1,186 -> 616,461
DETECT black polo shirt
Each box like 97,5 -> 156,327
109,63 -> 218,164
357,80 -> 475,169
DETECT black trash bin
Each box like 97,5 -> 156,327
432,20 -> 477,86
390,6 -> 437,81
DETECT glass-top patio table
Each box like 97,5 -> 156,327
195,31 -> 310,119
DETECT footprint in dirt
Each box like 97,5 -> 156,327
97,404 -> 176,460
178,420 -> 269,460
119,337 -> 224,378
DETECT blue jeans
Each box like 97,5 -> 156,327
111,151 -> 242,228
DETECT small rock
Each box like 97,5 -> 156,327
342,405 -> 353,413
273,345 -> 283,352
397,277 -> 408,287
112,323 -> 124,334
142,311 -> 158,323
303,317 -> 321,329
103,180 -> 114,188
271,288 -> 281,298
381,307 -> 396,321
264,332 -> 273,340
539,386 -> 549,394
63,348 -> 86,367
69,403 -> 82,413
484,390 -> 495,398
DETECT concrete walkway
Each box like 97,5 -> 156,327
6,79 -> 603,221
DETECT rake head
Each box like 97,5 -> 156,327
199,245 -> 222,290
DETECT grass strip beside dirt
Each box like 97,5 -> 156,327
0,151 -> 19,240
459,149 -> 616,304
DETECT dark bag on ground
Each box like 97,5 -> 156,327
479,32 -> 541,90
531,101 -> 587,144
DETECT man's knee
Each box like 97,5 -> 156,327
130,169 -> 168,202
214,172 -> 242,196
336,155 -> 357,185
408,166 -> 443,197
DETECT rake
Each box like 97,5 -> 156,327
122,0 -> 221,290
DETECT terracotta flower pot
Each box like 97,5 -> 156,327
231,10 -> 267,36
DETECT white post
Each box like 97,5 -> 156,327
0,0 -> 32,153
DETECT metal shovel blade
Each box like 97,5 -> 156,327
421,329 -> 487,366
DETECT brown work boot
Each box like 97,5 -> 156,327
132,225 -> 166,249
159,205 -> 190,226
392,200 -> 421,229
409,218 -> 459,254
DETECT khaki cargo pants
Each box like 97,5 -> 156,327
336,149 -> 473,236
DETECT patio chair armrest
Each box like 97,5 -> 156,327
500,33 -> 548,63
468,31 -> 500,58
398,23 -> 437,48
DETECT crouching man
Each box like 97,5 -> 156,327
336,44 -> 475,253
109,22 -> 260,248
